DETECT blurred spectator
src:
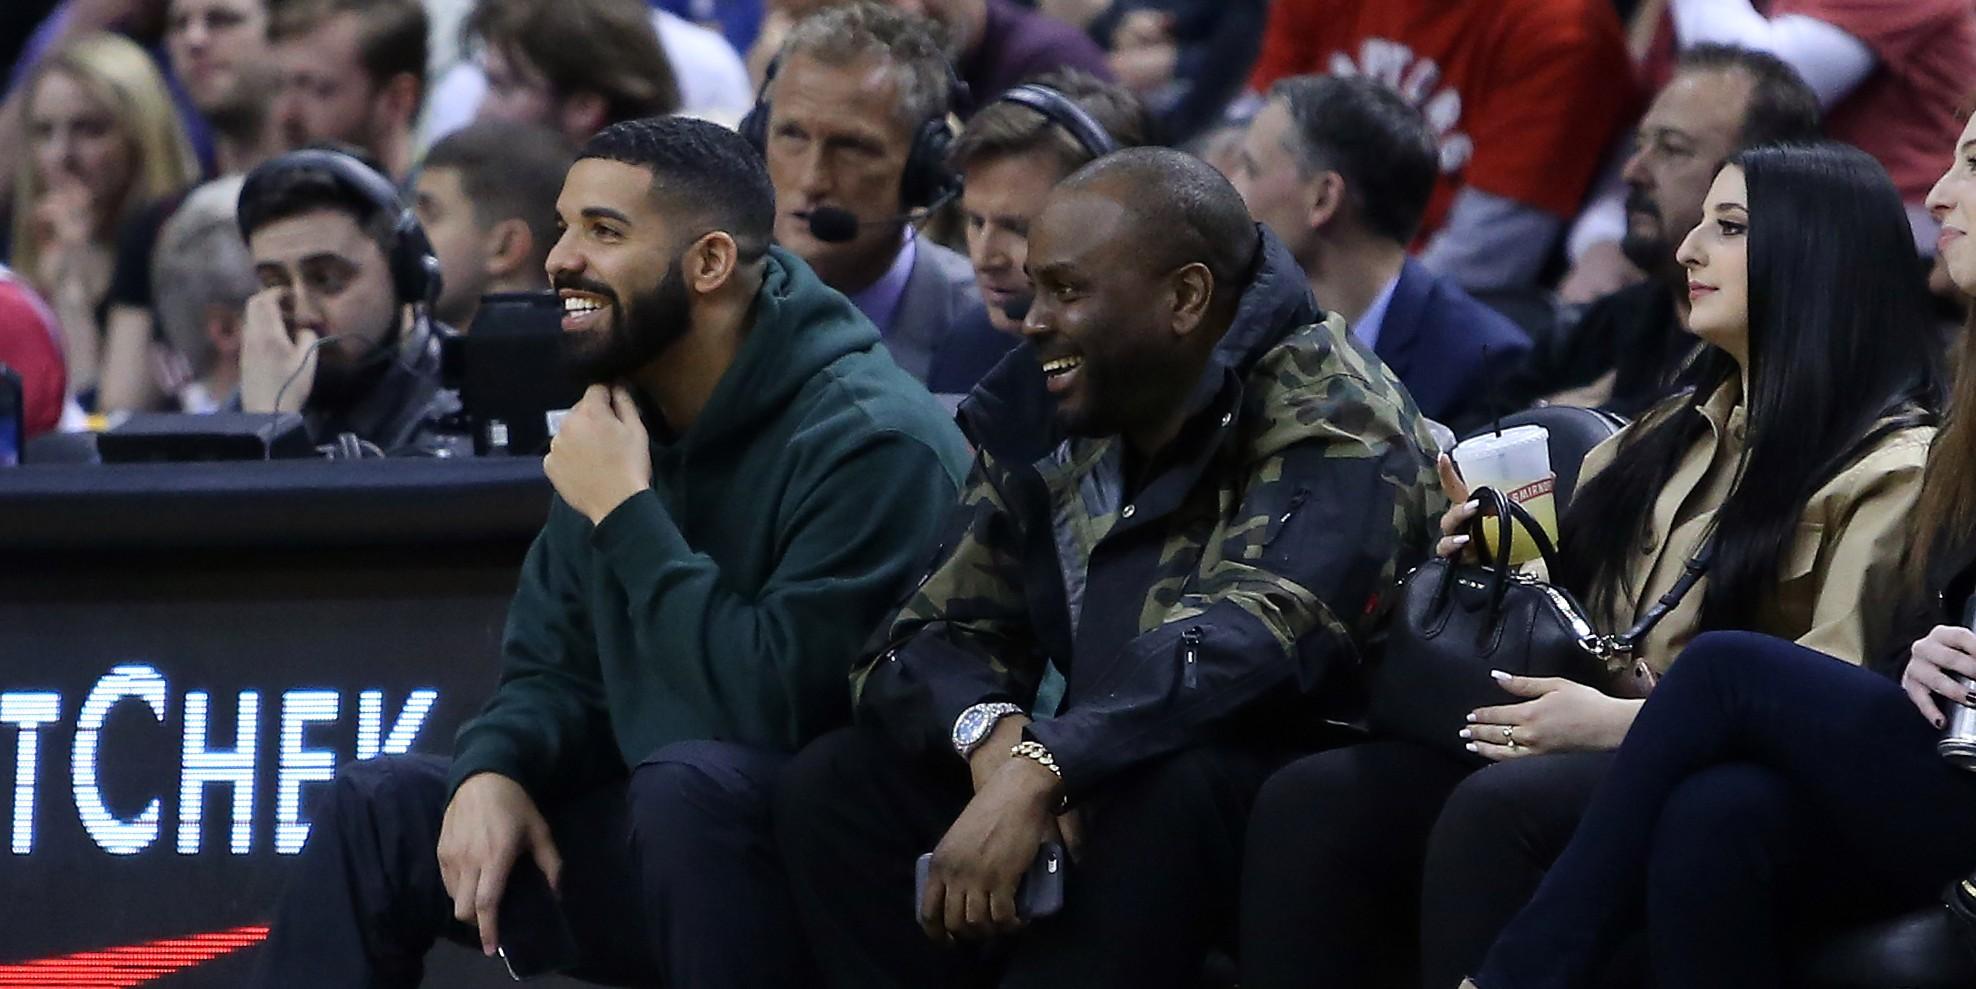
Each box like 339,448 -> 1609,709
932,70 -> 1148,392
756,2 -> 988,386
1491,44 -> 1821,417
150,175 -> 249,412
412,120 -> 572,330
234,148 -> 457,455
1231,74 -> 1530,432
166,0 -> 282,174
468,0 -> 678,143
424,0 -> 755,146
1190,119 -> 1245,179
0,0 -> 216,202
1246,0 -> 1637,300
1081,0 -> 1266,143
752,0 -> 1113,110
1637,0 -> 1976,251
0,263 -> 70,438
80,0 -> 282,415
268,0 -> 427,182
10,33 -> 199,413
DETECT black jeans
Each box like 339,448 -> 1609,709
1420,749 -> 1615,987
1476,632 -> 1976,989
247,740 -> 810,988
1239,741 -> 1616,989
1240,740 -> 1472,989
774,723 -> 1286,989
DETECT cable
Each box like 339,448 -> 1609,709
269,323 -> 436,414
271,334 -> 356,415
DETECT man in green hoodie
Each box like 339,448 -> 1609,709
250,116 -> 972,988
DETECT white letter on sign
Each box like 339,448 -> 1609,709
356,689 -> 437,761
178,690 -> 260,854
73,665 -> 168,855
3,692 -> 62,854
276,690 -> 339,854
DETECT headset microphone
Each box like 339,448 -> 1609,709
800,187 -> 962,244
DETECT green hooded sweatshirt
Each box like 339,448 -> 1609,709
448,248 -> 972,799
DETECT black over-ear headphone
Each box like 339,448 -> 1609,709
740,55 -> 969,212
991,83 -> 1120,160
237,148 -> 443,308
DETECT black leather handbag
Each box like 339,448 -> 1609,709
1370,486 -> 1708,763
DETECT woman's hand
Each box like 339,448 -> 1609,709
1902,625 -> 1976,729
33,177 -> 109,299
1435,454 -> 1480,560
1462,672 -> 1640,759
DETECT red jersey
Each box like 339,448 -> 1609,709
1249,0 -> 1638,235
1642,0 -> 1976,203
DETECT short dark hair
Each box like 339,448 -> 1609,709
578,116 -> 775,261
238,143 -> 397,247
948,70 -> 1153,177
1676,44 -> 1822,150
1268,74 -> 1439,245
424,120 -> 573,261
1063,147 -> 1259,300
466,0 -> 679,126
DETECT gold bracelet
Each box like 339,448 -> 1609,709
1009,739 -> 1062,778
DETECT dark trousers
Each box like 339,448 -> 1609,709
1240,740 -> 1472,989
1239,741 -> 1615,989
773,723 -> 1285,989
248,740 -> 810,988
1476,631 -> 1976,989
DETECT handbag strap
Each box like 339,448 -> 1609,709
1604,539 -> 1715,659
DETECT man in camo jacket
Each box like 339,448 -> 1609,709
775,147 -> 1444,989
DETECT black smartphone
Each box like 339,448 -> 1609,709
914,841 -> 1067,923
495,857 -> 578,980
0,365 -> 22,467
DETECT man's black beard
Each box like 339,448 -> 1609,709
557,259 -> 693,384
307,326 -> 401,411
1619,186 -> 1671,274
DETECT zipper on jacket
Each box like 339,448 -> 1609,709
1180,626 -> 1203,688
1264,488 -> 1311,548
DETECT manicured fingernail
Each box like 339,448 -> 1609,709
1489,670 -> 1511,682
1465,711 -> 1478,722
1464,742 -> 1479,753
1939,717 -> 1949,729
1451,535 -> 1471,547
1459,728 -> 1473,740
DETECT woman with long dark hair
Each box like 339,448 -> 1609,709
1452,122 -> 1976,989
1240,141 -> 1943,989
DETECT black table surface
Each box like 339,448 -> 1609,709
0,456 -> 555,556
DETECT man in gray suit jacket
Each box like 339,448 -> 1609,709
756,3 -> 997,392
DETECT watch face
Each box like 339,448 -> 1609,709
955,707 -> 991,746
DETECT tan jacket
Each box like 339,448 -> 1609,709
1573,381 -> 1932,674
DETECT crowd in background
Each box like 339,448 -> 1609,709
12,1 -> 1976,987
2,0 -> 1972,445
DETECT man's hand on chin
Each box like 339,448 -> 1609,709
544,384 -> 654,525
918,753 -> 1063,943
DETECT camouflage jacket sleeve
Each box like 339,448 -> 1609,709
851,453 -> 1045,761
1025,357 -> 1442,803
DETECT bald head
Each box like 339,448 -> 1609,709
1057,147 -> 1260,302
